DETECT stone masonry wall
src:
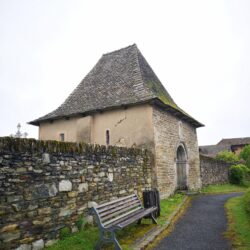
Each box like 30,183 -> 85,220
0,137 -> 152,250
200,154 -> 231,186
153,106 -> 201,198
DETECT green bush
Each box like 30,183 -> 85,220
229,164 -> 248,185
76,215 -> 86,231
241,165 -> 250,182
216,151 -> 240,163
243,189 -> 250,216
240,145 -> 250,169
59,226 -> 71,239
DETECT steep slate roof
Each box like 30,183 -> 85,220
199,137 -> 250,157
30,44 -> 203,127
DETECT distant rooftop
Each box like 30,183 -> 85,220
29,44 -> 203,127
217,137 -> 250,146
199,137 -> 250,157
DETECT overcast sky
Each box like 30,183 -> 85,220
0,0 -> 249,145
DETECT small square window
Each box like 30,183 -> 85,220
59,133 -> 65,142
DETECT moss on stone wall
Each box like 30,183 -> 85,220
0,137 -> 148,156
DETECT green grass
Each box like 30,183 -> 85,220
46,194 -> 185,250
225,194 -> 250,249
46,226 -> 99,250
157,194 -> 184,225
201,184 -> 248,194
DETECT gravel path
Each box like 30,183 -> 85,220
154,193 -> 243,250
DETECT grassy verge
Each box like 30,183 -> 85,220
201,184 -> 248,194
46,194 -> 184,250
225,194 -> 250,249
47,226 -> 99,250
157,194 -> 184,225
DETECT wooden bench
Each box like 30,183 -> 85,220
91,193 -> 157,250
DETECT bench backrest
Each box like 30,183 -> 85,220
93,194 -> 143,228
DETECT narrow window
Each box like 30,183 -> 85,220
106,130 -> 110,145
59,133 -> 65,142
178,121 -> 183,139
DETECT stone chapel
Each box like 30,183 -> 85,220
30,44 -> 204,198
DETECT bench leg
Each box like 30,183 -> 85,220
150,213 -> 157,224
111,231 -> 122,250
95,239 -> 102,250
95,231 -> 104,250
137,219 -> 142,225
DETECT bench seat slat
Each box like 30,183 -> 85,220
98,196 -> 139,213
97,194 -> 136,209
118,207 -> 157,228
103,206 -> 142,227
101,203 -> 141,222
98,200 -> 141,217
104,206 -> 157,229
104,208 -> 144,228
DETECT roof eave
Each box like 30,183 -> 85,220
28,99 -> 153,126
29,98 -> 204,128
28,121 -> 39,126
151,98 -> 204,128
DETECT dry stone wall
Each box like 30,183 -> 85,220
200,154 -> 231,186
0,137 -> 152,250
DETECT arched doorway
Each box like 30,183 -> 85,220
176,145 -> 187,190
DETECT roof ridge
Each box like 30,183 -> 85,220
220,137 -> 250,140
102,43 -> 137,56
217,137 -> 250,145
136,48 -> 178,107
133,45 -> 149,95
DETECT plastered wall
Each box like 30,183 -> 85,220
92,104 -> 154,150
39,104 -> 154,150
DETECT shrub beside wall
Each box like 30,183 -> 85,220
243,189 -> 250,216
229,164 -> 249,186
0,137 -> 152,249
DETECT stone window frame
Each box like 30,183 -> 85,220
178,121 -> 183,140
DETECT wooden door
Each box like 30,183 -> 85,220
176,146 -> 187,190
177,161 -> 187,190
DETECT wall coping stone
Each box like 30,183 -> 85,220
0,137 -> 149,156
